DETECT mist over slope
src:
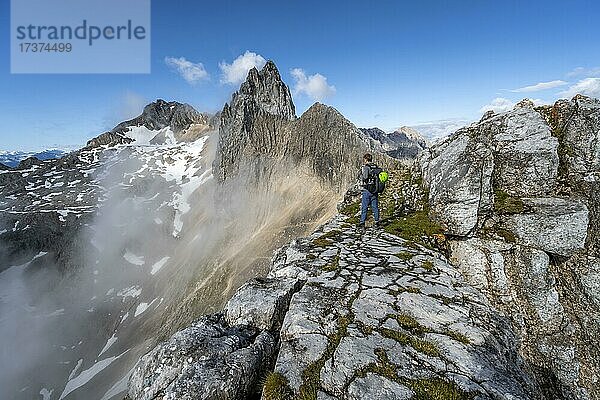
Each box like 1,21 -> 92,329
0,62 -> 406,400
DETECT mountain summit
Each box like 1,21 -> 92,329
215,61 -> 398,187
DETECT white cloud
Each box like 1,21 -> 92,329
290,68 -> 336,101
479,98 -> 547,114
219,51 -> 267,85
165,57 -> 209,84
559,78 -> 600,98
479,98 -> 515,113
567,67 -> 600,78
510,80 -> 567,93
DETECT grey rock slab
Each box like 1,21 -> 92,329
347,373 -> 414,400
501,197 -> 588,256
128,314 -> 275,400
225,277 -> 301,331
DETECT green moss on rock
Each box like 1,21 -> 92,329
384,210 -> 445,249
395,251 -> 414,261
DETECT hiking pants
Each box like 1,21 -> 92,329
360,190 -> 379,224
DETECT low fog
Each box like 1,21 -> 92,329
0,130 -> 339,399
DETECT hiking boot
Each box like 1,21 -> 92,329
374,220 -> 380,228
356,223 -> 366,234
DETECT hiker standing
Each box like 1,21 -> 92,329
359,153 -> 381,231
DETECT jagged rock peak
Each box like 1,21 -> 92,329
227,60 -> 296,119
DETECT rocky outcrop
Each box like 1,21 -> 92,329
128,314 -> 277,400
419,96 -> 600,399
214,60 -> 296,182
129,215 -> 541,400
214,61 -> 398,190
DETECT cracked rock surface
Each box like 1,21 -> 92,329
128,214 -> 542,400
265,216 -> 539,399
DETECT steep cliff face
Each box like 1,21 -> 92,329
214,60 -> 296,182
419,96 -> 600,399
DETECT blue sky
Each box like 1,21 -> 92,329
1,0 -> 599,151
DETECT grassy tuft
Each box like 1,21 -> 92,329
445,330 -> 471,345
409,378 -> 473,400
384,211 -> 445,249
321,252 -> 340,272
494,189 -> 524,215
263,372 -> 294,400
395,251 -> 414,261
421,260 -> 434,271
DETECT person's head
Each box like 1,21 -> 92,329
363,153 -> 372,164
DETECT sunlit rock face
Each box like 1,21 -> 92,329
420,96 -> 600,399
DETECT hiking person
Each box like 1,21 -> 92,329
358,153 -> 381,232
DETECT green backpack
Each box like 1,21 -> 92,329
366,165 -> 388,194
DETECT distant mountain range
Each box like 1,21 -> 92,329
0,149 -> 69,168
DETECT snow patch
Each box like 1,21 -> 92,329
100,367 -> 134,400
123,250 -> 144,266
134,298 -> 157,317
120,312 -> 129,323
124,126 -> 161,145
150,256 -> 170,275
40,388 -> 53,400
59,351 -> 128,400
68,359 -> 83,381
117,286 -> 142,300
98,333 -> 118,357
134,302 -> 149,317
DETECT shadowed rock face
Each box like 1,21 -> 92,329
420,96 -> 600,399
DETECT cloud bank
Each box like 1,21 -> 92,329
560,78 -> 600,98
290,68 -> 336,101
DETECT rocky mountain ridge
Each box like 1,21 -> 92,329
0,61 -> 423,400
128,95 -> 600,400
215,61 -> 404,190
3,59 -> 599,400
359,126 -> 428,159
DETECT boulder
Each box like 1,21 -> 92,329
225,277 -> 302,332
128,314 -> 276,400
